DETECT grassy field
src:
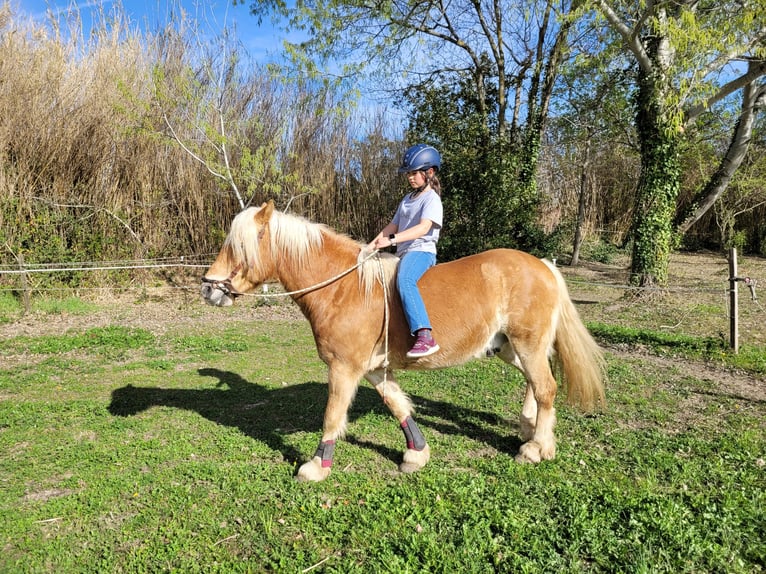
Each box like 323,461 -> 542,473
1,253 -> 765,573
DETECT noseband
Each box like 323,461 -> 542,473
201,263 -> 244,298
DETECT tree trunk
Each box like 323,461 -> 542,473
630,66 -> 681,287
570,134 -> 592,266
675,69 -> 766,236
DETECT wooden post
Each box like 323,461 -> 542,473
19,254 -> 30,316
728,247 -> 739,354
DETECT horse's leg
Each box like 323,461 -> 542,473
495,345 -> 538,444
519,383 -> 537,442
515,350 -> 557,463
296,363 -> 360,482
365,369 -> 431,474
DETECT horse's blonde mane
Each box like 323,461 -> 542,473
269,210 -> 326,266
225,207 -> 324,274
357,248 -> 399,302
225,206 -> 397,303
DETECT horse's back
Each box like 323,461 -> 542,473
415,249 -> 559,363
422,248 -> 556,304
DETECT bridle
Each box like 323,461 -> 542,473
201,263 -> 244,298
201,248 -> 385,300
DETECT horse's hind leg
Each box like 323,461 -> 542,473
515,350 -> 558,463
519,383 -> 537,442
296,362 -> 361,482
365,369 -> 431,474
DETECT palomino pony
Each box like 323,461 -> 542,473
201,201 -> 605,482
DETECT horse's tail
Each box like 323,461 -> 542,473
543,260 -> 606,411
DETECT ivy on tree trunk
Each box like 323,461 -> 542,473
630,65 -> 681,287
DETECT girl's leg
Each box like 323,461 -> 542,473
397,251 -> 439,357
396,251 -> 436,333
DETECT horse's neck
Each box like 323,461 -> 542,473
275,231 -> 358,295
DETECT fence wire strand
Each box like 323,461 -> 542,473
0,256 -> 762,313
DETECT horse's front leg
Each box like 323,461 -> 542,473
296,363 -> 360,482
365,369 -> 431,474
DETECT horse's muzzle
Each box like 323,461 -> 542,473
200,281 -> 234,307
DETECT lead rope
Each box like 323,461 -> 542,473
239,249 -> 381,299
375,253 -> 391,403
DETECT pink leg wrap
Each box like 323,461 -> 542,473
401,416 -> 426,451
313,440 -> 335,468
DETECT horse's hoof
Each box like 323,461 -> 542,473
399,444 -> 430,473
515,440 -> 555,464
295,458 -> 332,482
516,441 -> 543,463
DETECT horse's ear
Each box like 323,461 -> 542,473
254,200 -> 275,226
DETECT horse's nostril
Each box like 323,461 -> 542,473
200,283 -> 213,298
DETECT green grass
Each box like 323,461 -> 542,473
1,312 -> 764,573
0,293 -> 99,323
589,322 -> 766,375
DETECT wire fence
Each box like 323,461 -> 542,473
0,254 -> 761,299
0,255 -> 212,276
1,254 -> 764,346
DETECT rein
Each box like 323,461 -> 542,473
376,253 -> 391,401
243,249 -> 385,298
211,248 -> 383,299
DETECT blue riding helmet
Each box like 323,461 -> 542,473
398,144 -> 441,173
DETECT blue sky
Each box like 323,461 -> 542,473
13,0 -> 405,132
14,0 -> 294,63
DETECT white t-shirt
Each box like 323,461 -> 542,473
392,189 -> 443,256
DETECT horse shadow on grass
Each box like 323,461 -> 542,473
108,368 -> 523,471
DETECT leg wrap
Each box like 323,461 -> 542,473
401,416 -> 426,451
313,440 -> 335,468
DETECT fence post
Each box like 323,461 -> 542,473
18,253 -> 30,316
728,247 -> 739,354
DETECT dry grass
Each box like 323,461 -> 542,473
0,3 -> 402,285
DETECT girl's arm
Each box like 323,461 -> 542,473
390,219 -> 434,244
368,222 -> 398,250
370,219 -> 435,250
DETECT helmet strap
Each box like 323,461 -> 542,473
413,169 -> 431,195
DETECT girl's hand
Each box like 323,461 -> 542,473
371,237 -> 386,250
368,237 -> 382,250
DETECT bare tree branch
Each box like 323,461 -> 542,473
685,59 -> 766,125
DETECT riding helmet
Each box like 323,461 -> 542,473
398,144 -> 441,173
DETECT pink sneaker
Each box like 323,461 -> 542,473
406,332 -> 440,358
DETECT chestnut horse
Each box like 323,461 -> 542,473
201,201 -> 605,482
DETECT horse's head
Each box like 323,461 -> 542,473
200,201 -> 276,307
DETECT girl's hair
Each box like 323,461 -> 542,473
427,172 -> 441,196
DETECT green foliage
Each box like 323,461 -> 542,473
580,239 -> 623,264
0,316 -> 764,572
401,76 -> 556,261
33,297 -> 99,316
0,326 -> 155,356
0,291 -> 19,322
590,321 -> 723,353
629,66 -> 685,286
589,322 -> 766,375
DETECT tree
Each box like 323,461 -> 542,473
548,46 -> 638,265
589,0 -> 766,286
244,0 -> 582,257
675,63 -> 766,236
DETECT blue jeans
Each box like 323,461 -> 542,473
397,251 -> 436,334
